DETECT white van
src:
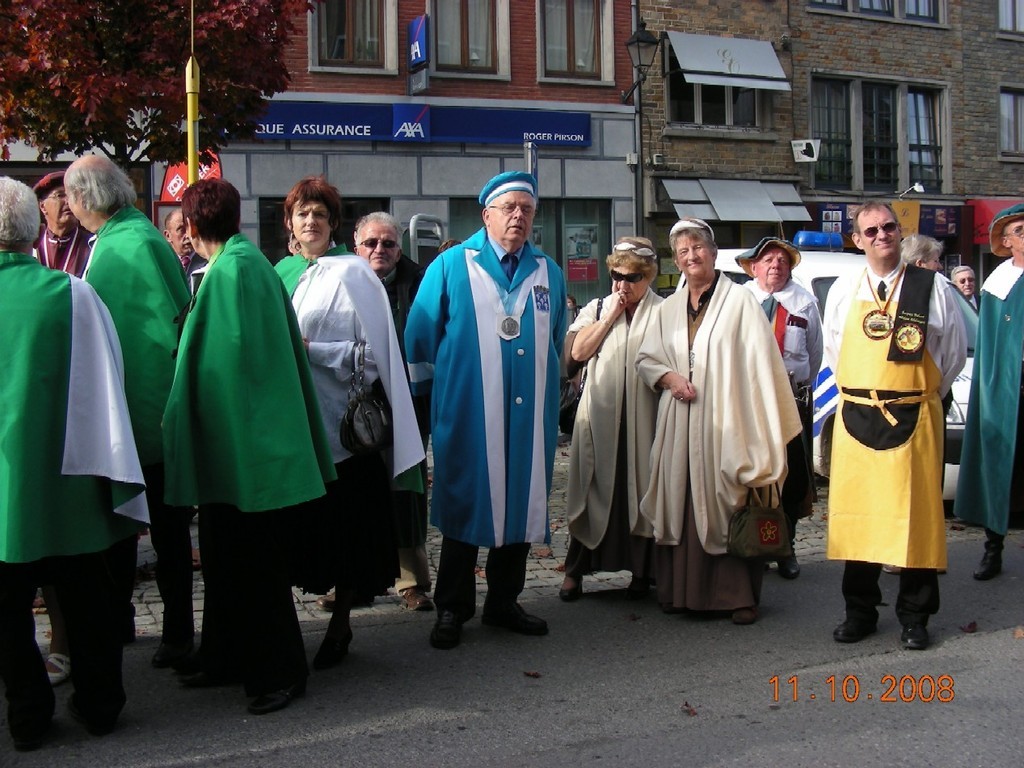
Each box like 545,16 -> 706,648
712,248 -> 977,501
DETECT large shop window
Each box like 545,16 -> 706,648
435,0 -> 497,72
811,77 -> 945,193
315,1 -> 384,68
448,198 -> 610,307
542,0 -> 600,79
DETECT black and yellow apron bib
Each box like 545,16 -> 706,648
826,297 -> 947,569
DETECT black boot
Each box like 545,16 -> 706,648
973,530 -> 1004,581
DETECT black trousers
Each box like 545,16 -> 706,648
433,537 -> 530,621
842,560 -> 939,627
0,548 -> 125,741
197,504 -> 307,697
781,434 -> 812,546
142,464 -> 195,644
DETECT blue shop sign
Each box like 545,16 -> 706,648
255,102 -> 591,146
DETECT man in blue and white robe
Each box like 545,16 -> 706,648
406,172 -> 567,650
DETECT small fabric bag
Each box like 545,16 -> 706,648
558,297 -> 604,435
340,341 -> 393,454
726,485 -> 791,559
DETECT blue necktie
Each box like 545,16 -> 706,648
761,296 -> 777,320
501,253 -> 518,281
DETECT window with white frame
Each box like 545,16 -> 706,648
435,0 -> 497,72
666,48 -> 763,128
908,88 -> 943,187
809,0 -> 939,22
1000,1 -> 1024,33
542,0 -> 599,78
811,77 -> 944,191
312,1 -> 398,73
315,1 -> 383,67
1000,90 -> 1024,155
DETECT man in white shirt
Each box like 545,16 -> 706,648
823,201 -> 966,652
737,237 -> 822,579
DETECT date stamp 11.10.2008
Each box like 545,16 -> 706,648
769,674 -> 955,703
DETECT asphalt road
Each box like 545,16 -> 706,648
8,534 -> 1024,768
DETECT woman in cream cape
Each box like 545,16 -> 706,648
558,237 -> 661,601
636,219 -> 801,623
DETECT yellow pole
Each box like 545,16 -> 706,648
185,56 -> 200,185
186,0 -> 199,185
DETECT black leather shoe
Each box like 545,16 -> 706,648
558,578 -> 582,602
313,629 -> 352,670
12,725 -> 48,752
429,610 -> 463,650
482,603 -> 549,636
152,639 -> 195,669
68,696 -> 116,737
900,623 -> 930,651
777,555 -> 800,580
833,619 -> 877,644
973,549 -> 1002,581
179,671 -> 231,689
247,682 -> 305,715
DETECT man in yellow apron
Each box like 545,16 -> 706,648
822,202 -> 966,651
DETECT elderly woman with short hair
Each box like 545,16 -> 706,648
636,219 -> 802,624
558,237 -> 662,601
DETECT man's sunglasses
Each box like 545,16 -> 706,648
360,238 -> 398,250
861,221 -> 900,239
610,270 -> 644,283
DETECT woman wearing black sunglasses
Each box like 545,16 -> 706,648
558,237 -> 662,602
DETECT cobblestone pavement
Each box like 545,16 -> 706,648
32,445 -> 989,645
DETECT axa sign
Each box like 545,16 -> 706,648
393,104 -> 430,142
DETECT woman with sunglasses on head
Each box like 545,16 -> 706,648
275,177 -> 425,670
635,218 -> 801,624
558,237 -> 663,602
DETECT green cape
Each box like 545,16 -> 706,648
1,252 -> 144,562
163,235 -> 335,512
85,206 -> 190,466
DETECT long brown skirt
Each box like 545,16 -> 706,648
654,487 -> 763,613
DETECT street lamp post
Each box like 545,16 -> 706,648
622,21 -> 661,237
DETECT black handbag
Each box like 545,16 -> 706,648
726,485 -> 791,559
558,297 -> 603,435
339,341 -> 393,454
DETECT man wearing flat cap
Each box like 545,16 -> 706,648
736,237 -> 822,579
406,171 -> 567,650
955,203 -> 1024,580
31,171 -> 92,278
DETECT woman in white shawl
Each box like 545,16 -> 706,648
558,237 -> 662,601
636,219 -> 801,624
275,178 -> 424,669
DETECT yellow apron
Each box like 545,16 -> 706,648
826,297 -> 947,569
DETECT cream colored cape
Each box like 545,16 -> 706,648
636,276 -> 802,552
566,289 -> 662,548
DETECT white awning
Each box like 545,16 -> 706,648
663,179 -> 811,223
665,32 -> 791,92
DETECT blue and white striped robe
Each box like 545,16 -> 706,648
405,227 -> 567,547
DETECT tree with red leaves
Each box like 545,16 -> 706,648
0,0 -> 313,167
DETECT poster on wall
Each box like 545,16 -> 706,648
566,225 -> 599,282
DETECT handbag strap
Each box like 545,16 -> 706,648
349,341 -> 368,399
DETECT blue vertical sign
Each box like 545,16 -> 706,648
409,15 -> 428,71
